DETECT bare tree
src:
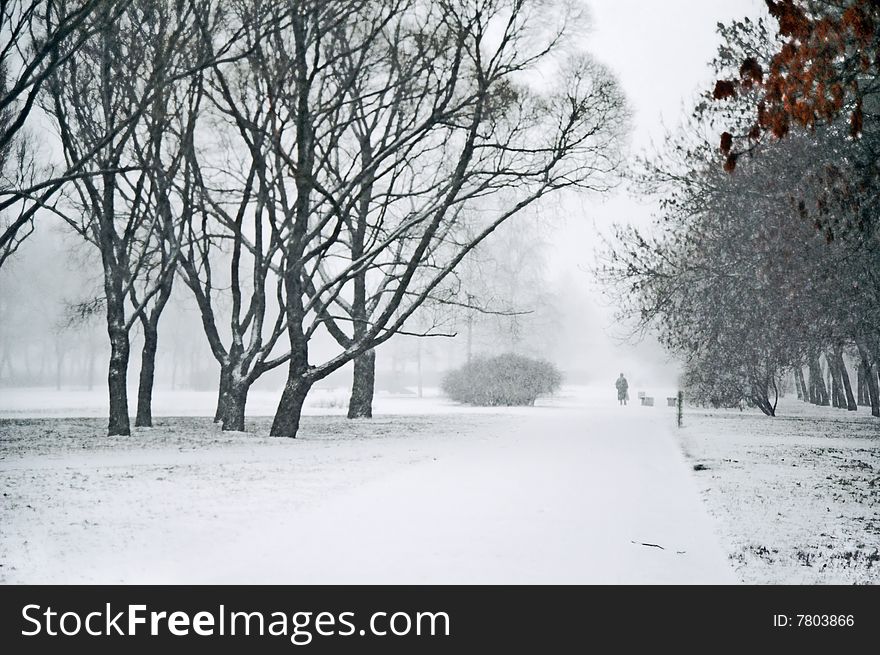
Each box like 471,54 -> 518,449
43,0 -> 214,435
0,0 -> 132,265
0,111 -> 38,268
254,0 -> 627,437
124,5 -> 211,427
170,0 -> 624,435
175,0 -> 301,432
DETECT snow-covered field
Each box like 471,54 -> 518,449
1,385 -> 737,584
676,398 -> 880,584
2,385 -> 876,584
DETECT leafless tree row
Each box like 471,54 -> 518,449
1,0 -> 627,437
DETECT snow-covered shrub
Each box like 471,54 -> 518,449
682,348 -> 782,416
441,354 -> 562,406
682,364 -> 748,409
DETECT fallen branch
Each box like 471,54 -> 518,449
631,541 -> 665,550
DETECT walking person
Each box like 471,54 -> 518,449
615,373 -> 629,406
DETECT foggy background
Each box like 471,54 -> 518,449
0,0 -> 767,406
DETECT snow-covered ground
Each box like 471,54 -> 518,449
676,398 -> 880,584
5,384 -> 874,584
0,385 -> 736,584
0,383 -> 680,418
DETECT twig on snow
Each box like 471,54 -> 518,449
631,541 -> 665,550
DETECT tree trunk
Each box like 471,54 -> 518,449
832,348 -> 857,411
342,135 -> 375,421
221,379 -> 249,432
750,376 -> 777,417
212,362 -> 252,431
831,372 -> 839,407
135,325 -> 159,427
827,353 -> 844,409
821,358 -> 831,406
808,355 -> 828,406
827,366 -> 835,406
752,395 -> 775,416
105,309 -> 131,436
857,363 -> 868,405
347,349 -> 376,419
271,373 -> 312,437
273,254 -> 312,438
750,392 -> 775,417
795,366 -> 808,402
807,359 -> 817,404
214,365 -> 231,423
856,340 -> 880,417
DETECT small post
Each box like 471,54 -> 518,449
677,390 -> 683,428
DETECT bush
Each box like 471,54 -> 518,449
441,353 -> 562,406
681,349 -> 781,416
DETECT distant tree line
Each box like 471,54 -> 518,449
603,1 -> 880,418
0,0 -> 628,436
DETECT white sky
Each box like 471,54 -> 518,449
588,0 -> 767,150
546,0 -> 768,385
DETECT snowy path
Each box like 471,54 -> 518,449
2,392 -> 737,584
184,406 -> 736,584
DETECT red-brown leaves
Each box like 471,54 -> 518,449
850,99 -> 863,137
715,0 -> 878,171
830,83 -> 844,108
713,80 -> 737,100
769,112 -> 790,138
757,101 -> 768,127
723,153 -> 738,173
739,58 -> 764,83
814,16 -> 835,41
842,5 -> 875,44
764,77 -> 783,103
765,0 -> 783,19
766,0 -> 811,39
793,99 -> 815,128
